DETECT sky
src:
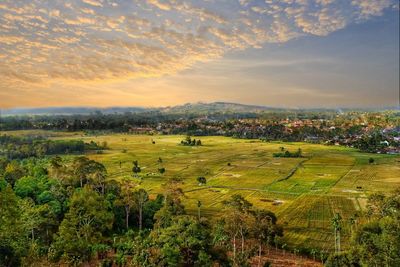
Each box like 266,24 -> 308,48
0,0 -> 399,109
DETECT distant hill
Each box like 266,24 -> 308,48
159,102 -> 281,114
1,107 -> 147,116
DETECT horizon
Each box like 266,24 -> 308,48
0,1 -> 399,108
1,101 -> 399,114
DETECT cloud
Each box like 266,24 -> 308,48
0,0 -> 396,93
352,0 -> 393,19
82,0 -> 103,7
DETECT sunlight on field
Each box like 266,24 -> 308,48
3,130 -> 399,252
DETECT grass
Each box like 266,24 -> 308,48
2,130 -> 399,252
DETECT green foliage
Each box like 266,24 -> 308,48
132,160 -> 141,176
3,161 -> 25,187
0,135 -> 104,160
327,188 -> 400,266
181,136 -> 203,146
49,186 -> 113,264
351,190 -> 400,266
325,252 -> 361,267
273,148 -> 303,158
158,167 -> 166,175
151,216 -> 213,266
197,176 -> 206,185
0,186 -> 28,267
0,177 -> 7,191
143,194 -> 164,229
1,130 -> 398,266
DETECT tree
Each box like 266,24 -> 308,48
86,161 -> 107,194
222,194 -> 254,265
14,175 -> 41,200
19,198 -> 46,241
310,248 -> 318,261
132,160 -> 141,178
197,176 -> 206,185
158,167 -> 166,175
325,252 -> 360,267
118,180 -> 137,230
50,156 -> 63,178
0,186 -> 28,267
331,213 -> 343,253
252,209 -> 281,267
50,186 -> 113,264
134,188 -> 149,231
72,156 -> 91,187
197,200 -> 202,220
151,215 -> 213,266
157,157 -> 166,175
349,215 -> 357,235
154,178 -> 185,228
3,161 -> 25,187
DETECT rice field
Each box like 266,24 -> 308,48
4,131 -> 400,252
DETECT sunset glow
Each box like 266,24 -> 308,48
0,0 -> 398,108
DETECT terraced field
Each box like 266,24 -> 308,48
4,131 -> 399,254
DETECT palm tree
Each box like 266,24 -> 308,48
134,188 -> 148,231
349,215 -> 356,235
282,243 -> 287,256
197,200 -> 202,220
293,248 -> 299,261
320,251 -> 326,264
310,248 -> 317,261
331,213 -> 342,253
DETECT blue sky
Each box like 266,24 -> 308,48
0,0 -> 398,108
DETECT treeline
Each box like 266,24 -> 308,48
0,112 -> 256,132
0,156 -> 282,267
0,135 -> 106,159
273,148 -> 303,158
180,136 -> 202,146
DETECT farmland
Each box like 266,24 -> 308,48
28,131 -> 397,254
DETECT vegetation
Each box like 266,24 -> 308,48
0,152 -> 287,266
0,134 -> 106,159
181,136 -> 202,146
0,129 -> 399,266
325,189 -> 400,266
273,148 -> 303,158
2,109 -> 398,154
197,176 -> 207,185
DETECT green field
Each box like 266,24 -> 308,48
5,131 -> 400,253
